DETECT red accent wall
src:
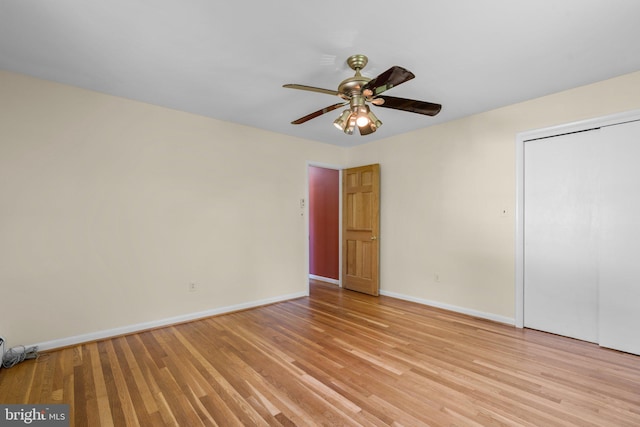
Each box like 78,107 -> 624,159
309,166 -> 339,280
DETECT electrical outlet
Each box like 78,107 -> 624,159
0,335 -> 5,357
189,282 -> 197,292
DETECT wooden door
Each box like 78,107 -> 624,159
342,164 -> 380,295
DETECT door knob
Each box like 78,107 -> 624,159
371,236 -> 377,240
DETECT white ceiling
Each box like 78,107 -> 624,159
2,1 -> 640,147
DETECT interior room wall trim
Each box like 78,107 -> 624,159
31,291 -> 307,352
380,290 -> 515,326
309,274 -> 340,285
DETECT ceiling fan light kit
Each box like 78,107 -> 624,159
284,54 -> 442,136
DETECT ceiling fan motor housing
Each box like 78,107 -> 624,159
337,54 -> 371,99
338,74 -> 370,99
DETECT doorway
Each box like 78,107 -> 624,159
307,164 -> 341,286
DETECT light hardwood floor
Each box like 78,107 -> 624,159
1,280 -> 639,426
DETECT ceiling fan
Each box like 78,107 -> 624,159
283,54 -> 442,136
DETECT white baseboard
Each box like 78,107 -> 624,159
309,274 -> 340,286
33,291 -> 307,352
380,289 -> 515,326
33,289 -> 513,352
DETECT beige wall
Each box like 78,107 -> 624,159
0,71 -> 346,347
347,70 -> 640,321
2,69 -> 640,348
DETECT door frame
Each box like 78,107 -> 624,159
515,108 -> 640,328
305,161 -> 344,290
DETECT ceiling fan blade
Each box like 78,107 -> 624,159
290,102 -> 348,125
283,84 -> 341,97
362,66 -> 415,96
375,96 -> 442,116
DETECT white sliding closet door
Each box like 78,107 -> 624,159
523,118 -> 640,355
598,120 -> 640,355
524,130 -> 601,343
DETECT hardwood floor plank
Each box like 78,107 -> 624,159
102,339 -> 141,427
164,325 -> 271,427
73,361 -> 88,426
1,281 -> 640,426
119,335 -> 159,420
87,342 -> 115,426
